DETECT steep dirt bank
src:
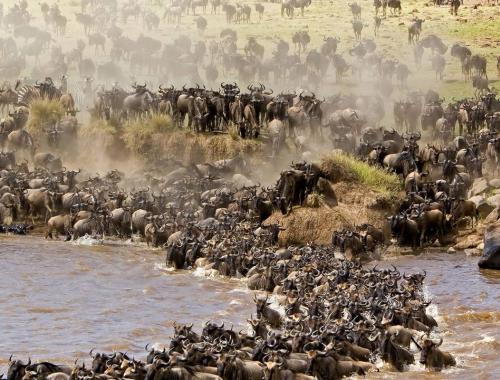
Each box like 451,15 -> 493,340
265,151 -> 405,245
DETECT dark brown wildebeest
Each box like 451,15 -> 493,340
408,18 -> 424,45
419,337 -> 456,371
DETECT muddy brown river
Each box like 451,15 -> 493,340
1,235 -> 499,379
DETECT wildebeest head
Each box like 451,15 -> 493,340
173,322 -> 194,339
89,349 -> 116,373
254,294 -> 271,318
419,337 -> 442,365
7,356 -> 30,380
247,315 -> 268,339
202,320 -> 225,340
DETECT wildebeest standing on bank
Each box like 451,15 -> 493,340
449,0 -> 460,16
123,84 -> 153,118
351,20 -> 364,41
374,16 -> 382,36
255,4 -> 264,21
470,54 -> 487,78
349,2 -> 362,20
431,54 -> 446,80
268,118 -> 285,158
450,43 -> 472,80
408,18 -> 424,44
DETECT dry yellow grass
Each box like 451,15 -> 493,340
121,115 -> 263,163
26,99 -> 64,139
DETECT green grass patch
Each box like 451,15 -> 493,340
320,152 -> 402,196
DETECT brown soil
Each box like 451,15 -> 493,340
264,181 -> 399,246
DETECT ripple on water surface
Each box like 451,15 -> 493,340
0,235 -> 254,368
0,236 -> 499,378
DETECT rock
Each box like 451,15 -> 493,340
447,247 -> 456,254
470,178 -> 490,196
487,194 -> 500,208
478,221 -> 500,269
484,207 -> 500,225
489,178 -> 500,189
465,248 -> 481,257
454,233 -> 483,250
477,242 -> 484,250
469,195 -> 494,218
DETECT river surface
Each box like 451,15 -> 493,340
1,235 -> 499,379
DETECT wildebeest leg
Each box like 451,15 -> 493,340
45,206 -> 53,224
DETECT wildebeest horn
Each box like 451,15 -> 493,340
89,348 -> 96,358
145,343 -> 150,351
218,321 -> 224,329
260,83 -> 265,90
9,354 -> 13,362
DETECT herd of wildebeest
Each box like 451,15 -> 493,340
3,79 -> 500,376
2,0 -> 500,377
0,0 -> 499,98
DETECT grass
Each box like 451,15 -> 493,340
80,118 -> 120,151
320,152 -> 402,196
26,99 -> 65,139
118,114 -> 263,163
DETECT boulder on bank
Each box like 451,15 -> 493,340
468,195 -> 494,218
488,178 -> 500,189
478,221 -> 500,270
470,178 -> 490,197
484,207 -> 500,225
487,194 -> 500,209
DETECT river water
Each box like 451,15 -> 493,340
0,235 -> 499,379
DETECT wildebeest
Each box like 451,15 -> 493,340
408,19 -> 424,44
351,20 -> 364,41
348,3 -> 362,20
419,337 -> 456,371
123,84 -> 153,117
470,54 -> 487,78
449,0 -> 460,16
254,294 -> 282,328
